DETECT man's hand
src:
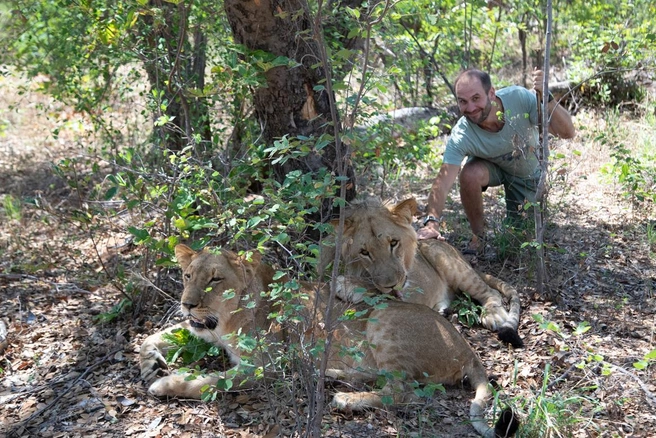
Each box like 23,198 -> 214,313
416,222 -> 445,240
532,68 -> 546,95
532,67 -> 576,139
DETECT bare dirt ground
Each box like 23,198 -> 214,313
1,72 -> 655,438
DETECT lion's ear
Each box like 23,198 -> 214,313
175,244 -> 197,270
392,198 -> 418,223
331,217 -> 353,234
230,251 -> 261,280
240,251 -> 262,267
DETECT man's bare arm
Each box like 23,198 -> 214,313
532,68 -> 576,139
417,163 -> 460,240
546,100 -> 576,139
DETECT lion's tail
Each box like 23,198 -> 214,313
478,272 -> 524,348
469,376 -> 520,438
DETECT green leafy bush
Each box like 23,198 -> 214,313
162,327 -> 222,366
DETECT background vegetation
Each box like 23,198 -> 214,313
1,0 -> 655,437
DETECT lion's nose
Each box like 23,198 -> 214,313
182,302 -> 198,310
375,281 -> 398,292
375,273 -> 406,291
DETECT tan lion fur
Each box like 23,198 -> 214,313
323,197 -> 523,347
140,244 -> 517,437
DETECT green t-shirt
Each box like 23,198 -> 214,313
443,86 -> 540,179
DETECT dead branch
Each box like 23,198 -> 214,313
7,347 -> 123,438
0,319 -> 7,355
608,362 -> 656,408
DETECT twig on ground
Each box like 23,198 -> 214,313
0,273 -> 40,281
131,272 -> 178,303
547,362 -> 579,390
0,273 -> 91,294
608,362 -> 656,408
0,319 -> 7,355
7,347 -> 123,437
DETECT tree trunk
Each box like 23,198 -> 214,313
535,0 -> 553,300
223,0 -> 357,222
139,0 -> 212,152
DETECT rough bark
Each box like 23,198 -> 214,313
223,0 -> 357,220
139,0 -> 212,152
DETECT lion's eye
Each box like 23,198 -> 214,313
360,249 -> 370,258
390,239 -> 399,248
210,276 -> 223,283
184,273 -> 191,281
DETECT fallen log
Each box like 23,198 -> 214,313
355,106 -> 459,138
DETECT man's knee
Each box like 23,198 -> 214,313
460,160 -> 490,187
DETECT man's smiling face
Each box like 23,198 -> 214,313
455,75 -> 495,125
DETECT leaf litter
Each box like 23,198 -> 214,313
1,73 -> 655,437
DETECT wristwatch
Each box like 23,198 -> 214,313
423,215 -> 440,227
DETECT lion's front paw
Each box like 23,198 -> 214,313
148,373 -> 216,399
332,391 -> 382,411
140,350 -> 170,386
335,276 -> 366,303
147,374 -> 189,398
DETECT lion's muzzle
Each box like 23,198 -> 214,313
186,314 -> 218,330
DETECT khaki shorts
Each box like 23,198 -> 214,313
474,158 -> 539,218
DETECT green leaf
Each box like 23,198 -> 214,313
273,232 -> 289,244
346,7 -> 360,19
104,186 -> 118,200
335,49 -> 353,60
217,378 -> 233,391
247,216 -> 264,228
633,360 -> 648,370
590,354 -> 604,362
347,28 -> 361,39
574,321 -> 591,336
223,290 -> 236,300
128,226 -> 150,244
173,218 -> 186,230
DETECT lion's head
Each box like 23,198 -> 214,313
174,244 -> 263,334
337,197 -> 418,294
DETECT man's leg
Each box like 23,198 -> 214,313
459,159 -> 491,238
460,159 -> 507,255
504,175 -> 539,223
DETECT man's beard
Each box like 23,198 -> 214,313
465,98 -> 493,125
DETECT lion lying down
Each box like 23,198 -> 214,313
140,244 -> 518,438
323,197 -> 523,348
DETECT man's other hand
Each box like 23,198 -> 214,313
416,223 -> 445,240
532,68 -> 546,94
